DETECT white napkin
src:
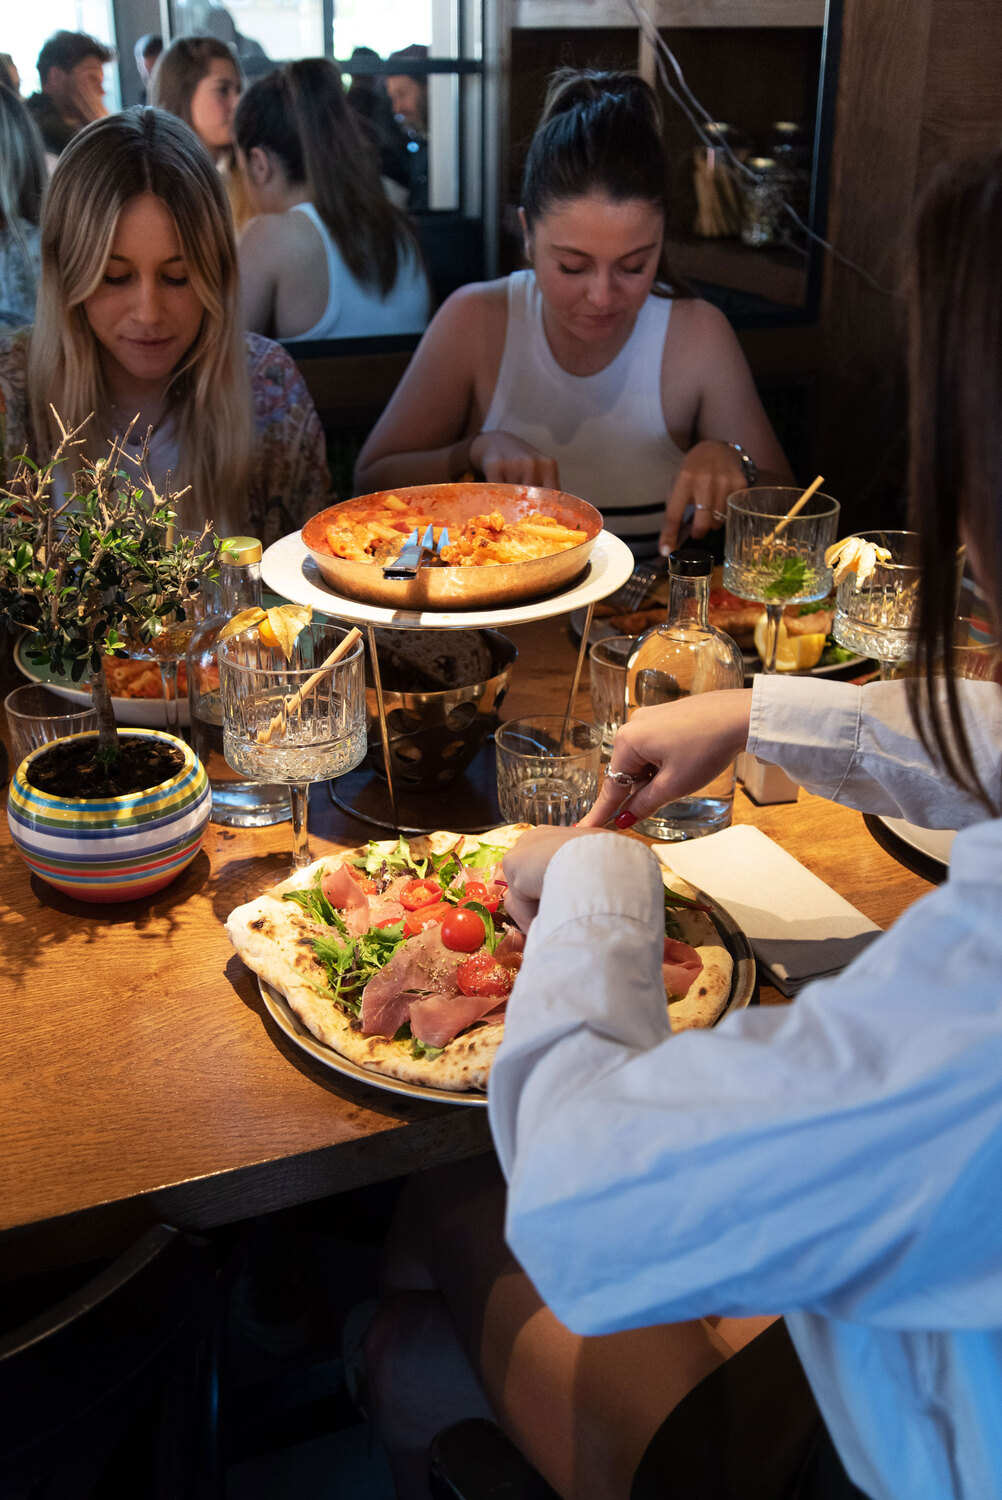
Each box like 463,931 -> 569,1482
654,824 -> 881,997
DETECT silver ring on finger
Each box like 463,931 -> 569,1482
711,507 -> 726,523
604,767 -> 644,787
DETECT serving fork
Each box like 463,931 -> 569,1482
605,557 -> 668,613
383,523 -> 452,581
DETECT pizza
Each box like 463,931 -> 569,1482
225,827 -> 735,1094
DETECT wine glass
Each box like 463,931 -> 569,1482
219,622 -> 366,874
832,532 -> 965,681
724,487 -> 841,672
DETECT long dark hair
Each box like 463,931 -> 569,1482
521,68 -> 686,298
907,150 -> 1002,808
234,58 -> 419,299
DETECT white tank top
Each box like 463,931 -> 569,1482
282,202 -> 430,342
482,270 -> 686,557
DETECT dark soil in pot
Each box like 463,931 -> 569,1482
25,736 -> 185,799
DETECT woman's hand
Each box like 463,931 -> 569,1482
469,431 -> 561,489
660,439 -> 747,555
502,826 -> 602,932
579,691 -> 754,828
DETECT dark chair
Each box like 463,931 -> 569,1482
430,1418 -> 560,1500
0,1223 -> 239,1500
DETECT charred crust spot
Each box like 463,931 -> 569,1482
249,916 -> 270,933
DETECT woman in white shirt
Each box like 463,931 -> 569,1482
235,59 -> 429,343
364,152 -> 1002,1500
355,70 -> 790,558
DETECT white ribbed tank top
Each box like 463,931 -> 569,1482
481,270 -> 686,557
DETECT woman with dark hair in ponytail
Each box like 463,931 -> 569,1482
356,68 -> 791,556
235,58 -> 430,341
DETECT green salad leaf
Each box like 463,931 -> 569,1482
282,873 -> 347,932
463,842 -> 507,871
461,899 -> 500,954
763,557 -> 811,600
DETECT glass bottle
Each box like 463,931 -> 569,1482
625,548 -> 745,840
186,536 -> 291,826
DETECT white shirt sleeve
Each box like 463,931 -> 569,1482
488,826 -> 1002,1338
747,675 -> 1002,827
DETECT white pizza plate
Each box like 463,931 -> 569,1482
256,883 -> 755,1104
876,817 -> 955,869
14,634 -> 190,729
570,607 -> 866,680
262,528 -> 637,630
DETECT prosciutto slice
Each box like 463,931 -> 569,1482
663,937 -> 703,998
409,989 -> 505,1049
495,927 -> 525,971
321,863 -> 370,936
360,925 -> 465,1037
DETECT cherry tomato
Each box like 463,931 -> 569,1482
399,877 -> 443,911
463,881 -> 501,914
440,907 -> 486,953
374,916 -> 403,929
456,951 -> 514,999
350,870 -> 379,895
403,902 -> 451,937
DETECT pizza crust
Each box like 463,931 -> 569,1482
226,828 -> 735,1092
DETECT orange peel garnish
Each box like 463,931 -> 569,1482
217,603 -> 313,659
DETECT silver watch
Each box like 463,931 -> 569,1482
729,442 -> 759,486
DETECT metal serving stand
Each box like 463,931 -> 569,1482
261,530 -> 635,835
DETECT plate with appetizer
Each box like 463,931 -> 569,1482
14,634 -> 194,728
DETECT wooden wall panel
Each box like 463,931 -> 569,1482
918,0 -> 1002,178
513,0 -> 825,27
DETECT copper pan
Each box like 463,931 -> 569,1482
301,482 -> 603,611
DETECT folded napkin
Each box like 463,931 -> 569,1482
654,824 -> 881,997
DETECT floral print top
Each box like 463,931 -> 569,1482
0,223 -> 41,333
0,329 -> 330,545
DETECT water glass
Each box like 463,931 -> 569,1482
953,616 -> 999,681
495,715 -> 602,825
588,635 -> 634,752
5,684 -> 99,770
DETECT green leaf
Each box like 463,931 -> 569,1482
461,900 -> 498,954
763,557 -> 811,600
463,842 -> 507,871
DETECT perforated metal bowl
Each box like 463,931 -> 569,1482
364,629 -> 517,790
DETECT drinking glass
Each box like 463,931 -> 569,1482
495,715 -> 602,825
219,623 -> 366,874
724,487 -> 841,672
832,532 -> 964,681
5,684 -> 99,771
952,616 -> 999,681
588,635 -> 634,753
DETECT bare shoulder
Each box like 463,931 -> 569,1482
668,295 -> 739,348
430,278 -> 508,340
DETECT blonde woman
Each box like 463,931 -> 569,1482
0,108 -> 328,542
149,36 -> 252,231
0,86 -> 46,331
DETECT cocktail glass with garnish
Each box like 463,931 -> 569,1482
219,622 -> 366,875
830,530 -> 947,682
724,487 -> 841,673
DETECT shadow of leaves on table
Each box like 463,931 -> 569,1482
0,841 -> 211,985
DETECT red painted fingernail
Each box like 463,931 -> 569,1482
615,810 -> 637,829
571,821 -> 578,826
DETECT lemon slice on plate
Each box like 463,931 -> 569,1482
753,614 -> 827,672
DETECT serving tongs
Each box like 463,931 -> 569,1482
383,522 -> 451,581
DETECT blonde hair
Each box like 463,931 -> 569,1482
28,107 -> 253,533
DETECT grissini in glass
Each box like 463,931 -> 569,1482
219,623 -> 366,875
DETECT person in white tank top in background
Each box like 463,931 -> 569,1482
235,59 -> 430,344
355,69 -> 792,557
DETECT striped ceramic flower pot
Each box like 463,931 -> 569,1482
7,729 -> 211,903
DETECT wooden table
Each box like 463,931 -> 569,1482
0,622 -> 935,1280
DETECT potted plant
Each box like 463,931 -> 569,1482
2,416 -> 215,901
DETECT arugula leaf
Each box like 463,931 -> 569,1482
462,900 -> 499,954
304,913 -> 407,1019
763,557 -> 811,600
282,872 -> 347,932
347,835 -> 428,879
463,842 -> 507,871
411,1039 -> 444,1061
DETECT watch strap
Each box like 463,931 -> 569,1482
728,442 -> 759,486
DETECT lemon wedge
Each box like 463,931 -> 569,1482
753,614 -> 827,672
